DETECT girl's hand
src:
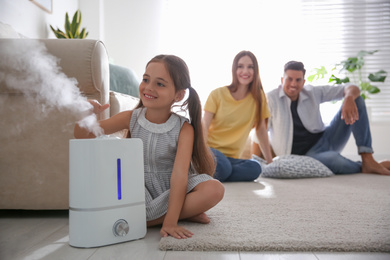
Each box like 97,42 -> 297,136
160,224 -> 193,239
88,99 -> 110,114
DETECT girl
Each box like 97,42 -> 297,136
202,50 -> 273,182
75,55 -> 224,239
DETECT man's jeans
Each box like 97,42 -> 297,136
305,96 -> 372,174
211,148 -> 262,182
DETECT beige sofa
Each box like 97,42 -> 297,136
0,39 -> 139,209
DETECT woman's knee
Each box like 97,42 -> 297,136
227,159 -> 261,182
244,160 -> 262,180
211,149 -> 233,181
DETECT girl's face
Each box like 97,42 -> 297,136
236,55 -> 254,88
139,62 -> 183,110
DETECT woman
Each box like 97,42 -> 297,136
202,51 -> 273,182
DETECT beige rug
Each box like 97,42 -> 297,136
159,174 -> 390,252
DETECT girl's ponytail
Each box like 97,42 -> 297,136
186,86 -> 215,176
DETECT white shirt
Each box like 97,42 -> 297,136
267,84 -> 346,156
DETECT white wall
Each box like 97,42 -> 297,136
79,0 -> 104,41
78,0 -> 162,77
102,0 -> 164,75
0,0 -> 78,38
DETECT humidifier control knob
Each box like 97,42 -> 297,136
113,219 -> 129,237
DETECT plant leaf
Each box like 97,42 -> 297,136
71,10 -> 82,37
67,30 -> 74,39
49,25 -> 57,34
360,82 -> 371,91
65,12 -> 71,36
79,29 -> 85,39
307,75 -> 315,82
50,25 -> 67,39
79,28 -> 86,39
368,70 -> 387,82
55,30 -> 67,39
357,50 -> 378,57
343,57 -> 364,73
367,85 -> 380,94
329,75 -> 349,84
307,66 -> 327,82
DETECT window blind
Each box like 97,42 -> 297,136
302,0 -> 390,122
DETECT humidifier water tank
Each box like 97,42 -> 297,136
69,137 -> 146,248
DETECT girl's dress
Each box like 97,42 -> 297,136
130,108 -> 213,221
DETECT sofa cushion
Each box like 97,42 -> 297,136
253,154 -> 334,179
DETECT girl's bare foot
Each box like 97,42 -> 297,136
186,213 -> 210,224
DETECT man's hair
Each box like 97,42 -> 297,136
284,61 -> 306,77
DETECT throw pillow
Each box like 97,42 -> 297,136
253,154 -> 334,179
109,64 -> 140,97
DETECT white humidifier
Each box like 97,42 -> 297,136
69,137 -> 146,248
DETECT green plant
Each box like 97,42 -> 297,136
50,10 -> 89,39
307,50 -> 387,99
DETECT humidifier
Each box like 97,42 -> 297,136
69,137 -> 146,248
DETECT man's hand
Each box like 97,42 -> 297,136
341,96 -> 359,125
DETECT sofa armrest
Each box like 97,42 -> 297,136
108,91 -> 140,138
41,39 -> 110,120
109,91 -> 140,116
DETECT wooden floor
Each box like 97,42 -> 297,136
1,210 -> 389,260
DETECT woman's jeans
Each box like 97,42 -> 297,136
305,96 -> 372,174
211,148 -> 262,182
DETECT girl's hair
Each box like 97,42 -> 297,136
229,50 -> 264,128
136,55 -> 215,176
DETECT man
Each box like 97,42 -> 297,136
265,60 -> 390,175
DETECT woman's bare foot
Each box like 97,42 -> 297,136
361,154 -> 390,176
186,213 -> 210,224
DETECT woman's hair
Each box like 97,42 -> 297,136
136,55 -> 215,176
229,50 -> 264,128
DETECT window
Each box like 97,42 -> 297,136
302,0 -> 390,122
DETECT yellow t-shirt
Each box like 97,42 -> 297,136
204,86 -> 270,158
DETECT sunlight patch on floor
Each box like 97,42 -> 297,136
23,236 -> 69,260
252,181 -> 275,198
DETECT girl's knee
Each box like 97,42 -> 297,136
202,180 -> 225,205
209,180 -> 225,202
